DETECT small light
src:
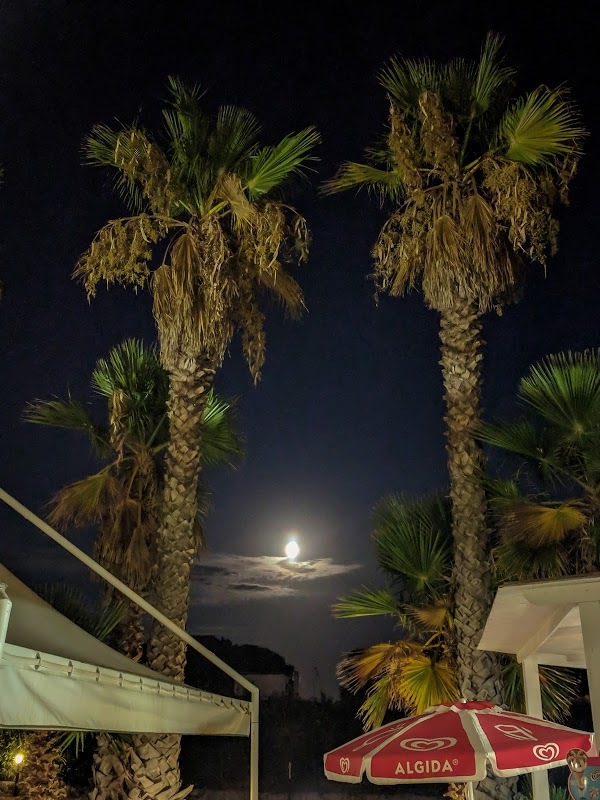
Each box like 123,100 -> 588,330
285,540 -> 299,561
14,753 -> 24,766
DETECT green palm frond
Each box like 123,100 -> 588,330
333,587 -> 401,619
492,537 -> 568,582
482,475 -> 523,512
200,390 -> 244,468
470,32 -> 515,117
358,674 -> 397,730
244,127 -> 321,198
477,418 -> 543,461
502,656 -> 580,721
212,106 -> 262,171
92,339 -> 168,442
497,86 -> 585,165
396,654 -> 458,714
24,397 -> 110,457
85,123 -> 148,212
500,499 -> 587,546
24,397 -> 106,440
372,494 -> 452,597
519,350 -> 600,435
321,161 -> 405,200
379,57 -> 441,113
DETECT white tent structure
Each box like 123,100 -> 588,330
479,573 -> 600,800
0,487 -> 259,800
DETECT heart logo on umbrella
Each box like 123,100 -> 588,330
400,737 -> 457,751
339,758 -> 350,774
533,743 -> 560,762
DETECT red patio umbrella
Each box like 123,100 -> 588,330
324,701 -> 595,785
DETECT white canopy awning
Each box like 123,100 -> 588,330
479,573 -> 600,800
0,562 -> 250,737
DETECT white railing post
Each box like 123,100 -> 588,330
522,656 -> 550,800
0,582 -> 12,661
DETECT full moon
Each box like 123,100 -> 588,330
285,540 -> 300,560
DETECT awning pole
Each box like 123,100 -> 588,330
250,688 -> 259,800
0,582 -> 12,661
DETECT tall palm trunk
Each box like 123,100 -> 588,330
20,731 -> 67,800
128,355 -> 215,800
439,300 -> 512,800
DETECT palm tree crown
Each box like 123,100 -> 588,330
25,339 -> 242,593
324,33 -> 584,313
75,77 -> 320,376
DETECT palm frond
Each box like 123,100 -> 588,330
482,475 -> 523,512
47,470 -> 122,529
477,418 -> 543,460
211,105 -> 262,172
357,674 -> 397,730
36,583 -> 125,642
372,494 -> 452,597
500,499 -> 587,546
396,654 -> 458,714
492,538 -> 568,582
25,397 -> 91,428
379,57 -> 441,113
470,32 -> 515,117
244,127 -> 320,199
497,86 -> 585,166
321,161 -> 405,201
201,390 -> 244,468
333,587 -> 401,619
519,350 -> 600,434
405,597 -> 452,632
502,657 -> 580,721
92,338 -> 168,443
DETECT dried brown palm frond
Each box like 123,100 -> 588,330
47,470 -> 123,529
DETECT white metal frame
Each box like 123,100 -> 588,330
0,487 -> 259,800
479,575 -> 600,800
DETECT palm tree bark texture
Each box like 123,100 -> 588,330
147,355 -> 215,679
439,299 -> 512,800
129,356 -> 214,800
439,298 -> 502,704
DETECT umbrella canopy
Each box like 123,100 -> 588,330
324,702 -> 595,785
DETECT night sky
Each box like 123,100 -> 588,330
1,0 -> 599,697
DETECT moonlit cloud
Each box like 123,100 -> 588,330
190,552 -> 362,605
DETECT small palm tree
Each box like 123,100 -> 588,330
479,349 -> 600,579
335,494 -> 458,730
324,34 -> 584,719
335,493 -> 579,731
26,339 -> 242,800
26,338 -> 242,657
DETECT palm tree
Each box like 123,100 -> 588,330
75,79 -> 318,695
324,34 -> 584,721
26,338 -> 242,800
335,494 -> 458,730
478,349 -> 600,579
335,493 -> 579,727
